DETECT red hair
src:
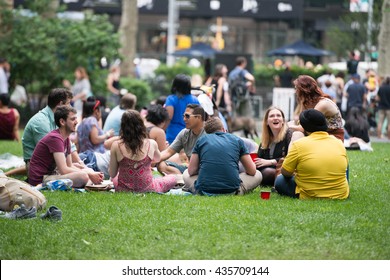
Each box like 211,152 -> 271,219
293,75 -> 328,110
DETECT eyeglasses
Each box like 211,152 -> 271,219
93,100 -> 101,111
183,113 -> 200,119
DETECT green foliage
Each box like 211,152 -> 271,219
0,4 -> 120,103
153,61 -> 205,94
24,0 -> 60,14
119,78 -> 156,109
1,140 -> 389,260
253,64 -> 278,86
253,64 -> 337,86
326,0 -> 383,60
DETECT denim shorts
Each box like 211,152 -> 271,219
78,150 -> 98,171
165,161 -> 187,174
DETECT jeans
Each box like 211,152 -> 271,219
274,174 -> 299,198
165,161 -> 187,174
78,150 -> 98,171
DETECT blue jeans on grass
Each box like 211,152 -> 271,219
274,174 -> 299,198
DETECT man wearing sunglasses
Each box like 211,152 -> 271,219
157,104 -> 206,179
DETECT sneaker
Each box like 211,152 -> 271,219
41,205 -> 62,221
3,205 -> 37,219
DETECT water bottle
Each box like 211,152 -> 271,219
13,192 -> 24,209
45,179 -> 73,191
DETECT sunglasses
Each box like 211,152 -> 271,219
183,113 -> 200,119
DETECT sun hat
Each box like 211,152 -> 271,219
299,109 -> 327,132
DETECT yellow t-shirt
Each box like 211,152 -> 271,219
283,131 -> 349,199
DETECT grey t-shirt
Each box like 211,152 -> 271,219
170,128 -> 206,159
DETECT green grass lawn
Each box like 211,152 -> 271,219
0,139 -> 389,260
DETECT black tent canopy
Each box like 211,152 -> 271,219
172,42 -> 220,58
267,40 -> 333,57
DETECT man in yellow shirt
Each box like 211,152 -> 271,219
275,109 -> 349,199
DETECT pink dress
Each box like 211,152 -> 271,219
115,141 -> 177,193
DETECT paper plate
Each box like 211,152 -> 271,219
85,182 -> 113,192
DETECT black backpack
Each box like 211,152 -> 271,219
229,71 -> 249,101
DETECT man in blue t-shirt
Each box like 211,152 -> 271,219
183,117 -> 262,195
346,74 -> 366,114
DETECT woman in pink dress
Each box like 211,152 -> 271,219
109,110 -> 178,193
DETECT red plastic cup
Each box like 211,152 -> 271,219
250,153 -> 258,162
260,191 -> 271,200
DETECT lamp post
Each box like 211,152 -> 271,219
366,0 -> 373,62
167,0 -> 178,67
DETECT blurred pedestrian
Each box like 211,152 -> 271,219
0,57 -> 10,94
0,93 -> 20,142
63,66 -> 92,121
205,64 -> 232,114
376,76 -> 390,139
107,64 -> 122,108
228,56 -> 255,117
347,51 -> 359,77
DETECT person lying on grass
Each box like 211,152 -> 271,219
28,105 -> 103,188
274,109 -> 349,199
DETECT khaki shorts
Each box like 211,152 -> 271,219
378,109 -> 390,124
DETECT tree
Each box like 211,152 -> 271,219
378,0 -> 390,78
327,0 -> 383,61
118,0 -> 138,78
0,0 -> 13,39
0,1 -> 120,104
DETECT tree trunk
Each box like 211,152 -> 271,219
42,0 -> 59,19
119,0 -> 138,78
0,0 -> 13,38
378,0 -> 390,79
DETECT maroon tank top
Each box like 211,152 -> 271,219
0,108 -> 15,140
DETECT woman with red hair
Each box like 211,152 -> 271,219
290,75 -> 344,141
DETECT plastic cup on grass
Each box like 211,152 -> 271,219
260,191 -> 271,200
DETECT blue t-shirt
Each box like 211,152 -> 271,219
346,82 -> 366,109
103,105 -> 125,136
192,132 -> 248,194
165,94 -> 200,144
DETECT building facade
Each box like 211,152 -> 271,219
14,0 -> 349,63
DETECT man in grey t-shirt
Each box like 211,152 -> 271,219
157,104 -> 206,176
